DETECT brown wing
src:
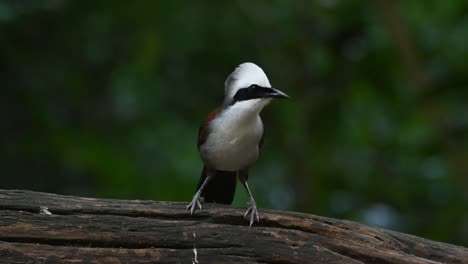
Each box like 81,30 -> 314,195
198,108 -> 219,150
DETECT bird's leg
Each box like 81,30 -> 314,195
187,175 -> 212,215
239,172 -> 260,227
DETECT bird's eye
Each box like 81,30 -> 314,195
249,84 -> 257,89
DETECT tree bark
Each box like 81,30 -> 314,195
0,190 -> 466,264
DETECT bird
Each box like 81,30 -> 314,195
187,62 -> 288,227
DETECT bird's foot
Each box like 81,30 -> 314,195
187,193 -> 203,215
244,198 -> 260,227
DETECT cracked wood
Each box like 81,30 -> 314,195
0,190 -> 467,264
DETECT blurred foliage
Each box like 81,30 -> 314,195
1,0 -> 467,246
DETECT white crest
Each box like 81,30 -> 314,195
223,62 -> 272,105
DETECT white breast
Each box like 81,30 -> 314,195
200,100 -> 265,171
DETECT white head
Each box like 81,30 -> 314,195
222,62 -> 288,107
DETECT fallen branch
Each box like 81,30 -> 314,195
0,190 -> 466,263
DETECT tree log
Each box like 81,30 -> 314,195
0,190 -> 466,264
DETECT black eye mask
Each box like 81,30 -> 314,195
233,85 -> 277,102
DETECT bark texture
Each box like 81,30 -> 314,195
0,190 -> 467,264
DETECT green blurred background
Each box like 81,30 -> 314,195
1,1 -> 467,246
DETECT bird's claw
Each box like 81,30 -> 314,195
244,199 -> 260,227
187,193 -> 203,215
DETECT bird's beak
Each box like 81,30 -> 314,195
266,88 -> 289,99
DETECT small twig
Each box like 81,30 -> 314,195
192,232 -> 199,264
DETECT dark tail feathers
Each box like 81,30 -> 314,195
197,167 -> 236,204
